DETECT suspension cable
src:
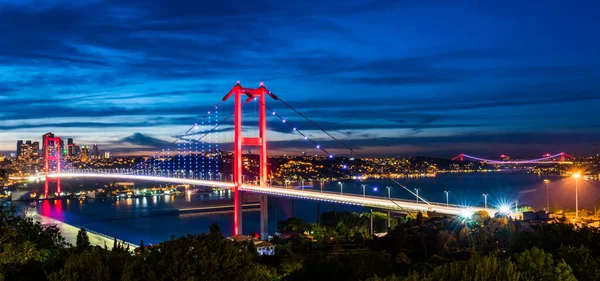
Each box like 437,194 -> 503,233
258,97 -> 433,206
274,96 -> 362,158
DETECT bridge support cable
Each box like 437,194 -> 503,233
254,97 -> 436,210
253,98 -> 346,164
389,178 -> 431,205
456,152 -> 575,164
273,96 -> 362,158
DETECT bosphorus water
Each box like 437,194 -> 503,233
24,173 -> 600,245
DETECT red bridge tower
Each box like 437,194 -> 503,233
223,82 -> 275,239
43,134 -> 62,198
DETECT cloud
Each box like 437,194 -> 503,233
0,1 -> 599,156
120,133 -> 171,147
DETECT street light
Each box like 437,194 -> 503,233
415,188 -> 419,204
338,181 -> 343,195
573,172 -> 581,220
482,194 -> 488,209
386,186 -> 391,199
543,179 -> 550,212
444,191 -> 449,207
361,184 -> 366,197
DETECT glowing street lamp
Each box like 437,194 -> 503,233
444,191 -> 449,207
415,188 -> 419,204
499,205 -> 511,214
338,181 -> 343,195
543,179 -> 550,212
482,194 -> 488,209
573,172 -> 581,220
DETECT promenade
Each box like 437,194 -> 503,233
32,214 -> 138,250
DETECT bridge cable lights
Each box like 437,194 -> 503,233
274,96 -> 360,158
149,99 -> 226,166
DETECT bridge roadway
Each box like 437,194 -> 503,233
31,173 -> 498,217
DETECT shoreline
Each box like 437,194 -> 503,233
31,213 -> 139,250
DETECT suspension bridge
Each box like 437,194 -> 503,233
37,82 -> 500,239
452,152 -> 575,164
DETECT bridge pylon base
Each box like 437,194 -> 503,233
235,189 -> 243,235
260,195 -> 268,240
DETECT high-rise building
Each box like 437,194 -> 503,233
16,140 -> 23,157
31,141 -> 40,158
68,144 -> 81,158
67,138 -> 74,146
103,151 -> 110,159
16,140 -> 39,160
81,146 -> 90,162
60,139 -> 65,156
42,133 -> 55,156
92,144 -> 100,159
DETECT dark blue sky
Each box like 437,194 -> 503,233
1,1 -> 599,158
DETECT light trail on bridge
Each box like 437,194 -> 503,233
30,173 -> 498,217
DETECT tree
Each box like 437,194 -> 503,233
471,210 -> 490,227
0,205 -> 66,281
399,254 -> 521,281
122,225 -> 273,281
415,212 -> 424,226
48,248 -> 110,281
515,247 -> 577,281
518,205 -> 534,213
558,245 -> 600,281
75,229 -> 90,252
288,250 -> 394,281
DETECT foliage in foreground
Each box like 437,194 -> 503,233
2,204 -> 600,281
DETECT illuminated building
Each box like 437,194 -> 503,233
92,144 -> 100,159
16,140 -> 39,161
81,146 -> 90,162
16,140 -> 23,157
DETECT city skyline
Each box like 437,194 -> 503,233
1,1 -> 600,157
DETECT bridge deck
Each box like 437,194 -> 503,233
36,173 -> 497,216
